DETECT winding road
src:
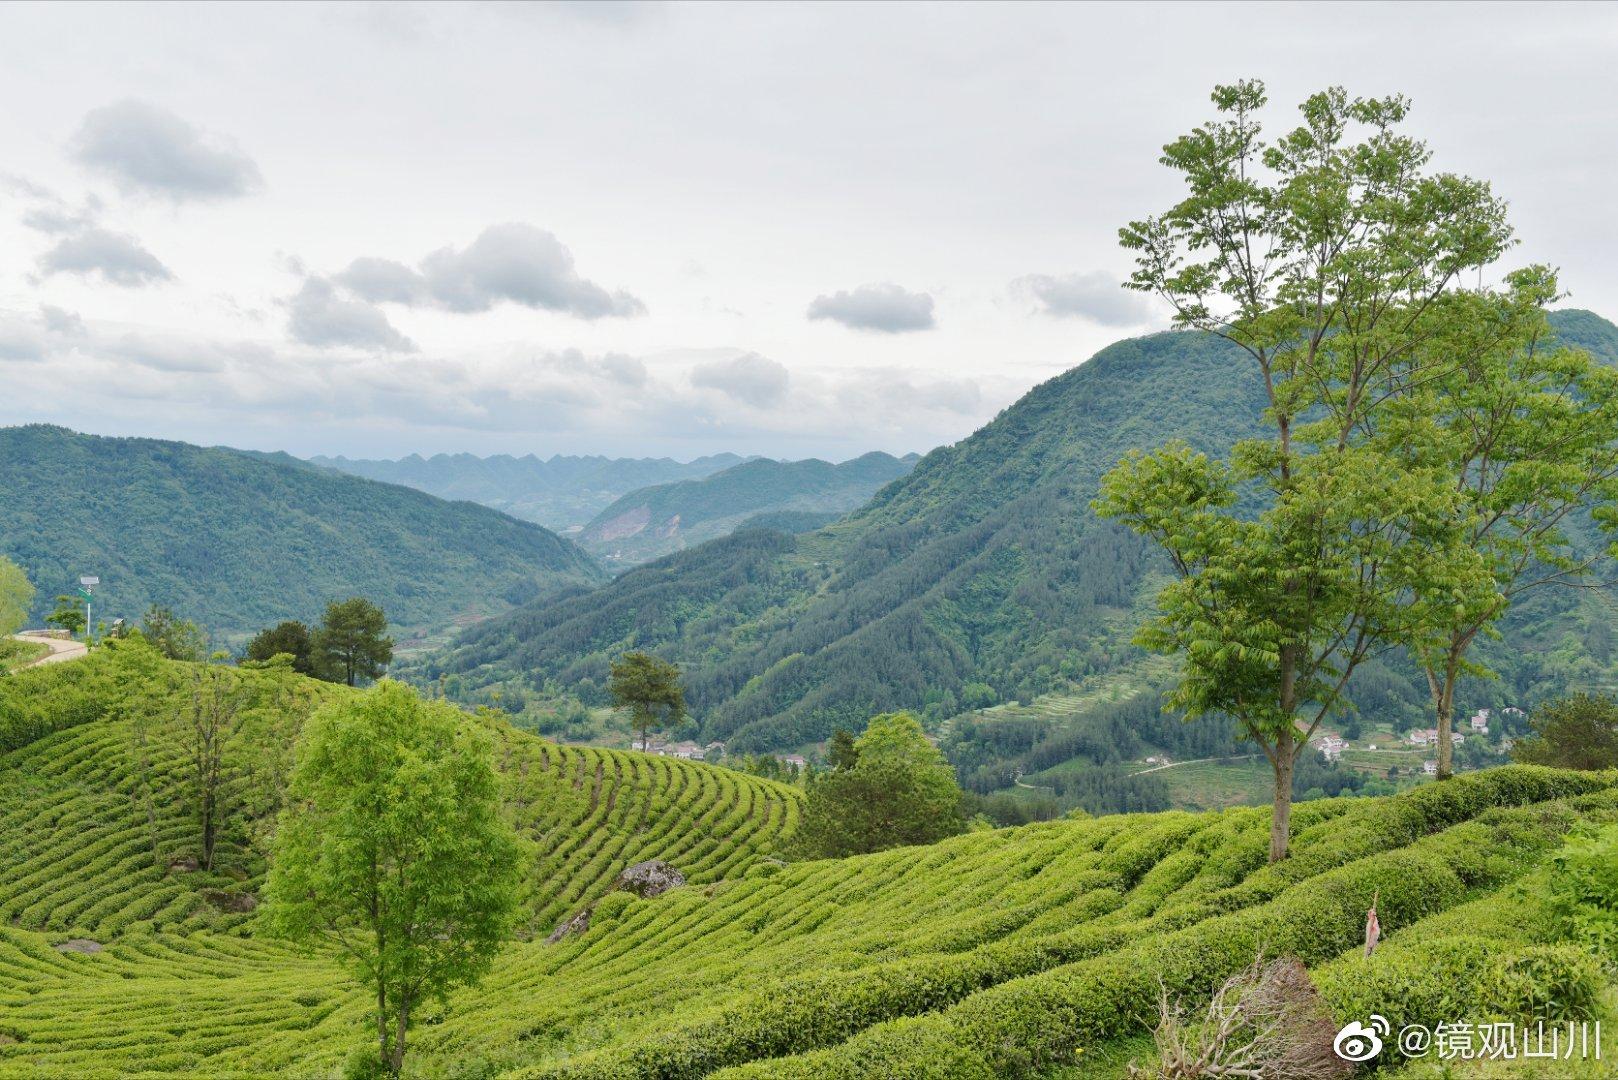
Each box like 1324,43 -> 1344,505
8,632 -> 88,668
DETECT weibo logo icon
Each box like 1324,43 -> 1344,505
1333,1014 -> 1389,1062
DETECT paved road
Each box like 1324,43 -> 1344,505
8,633 -> 88,668
1130,753 -> 1261,775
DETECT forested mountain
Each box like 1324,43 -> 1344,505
419,310 -> 1618,754
309,451 -> 750,531
0,426 -> 604,641
578,451 -> 919,567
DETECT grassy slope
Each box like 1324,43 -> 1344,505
0,425 -> 605,641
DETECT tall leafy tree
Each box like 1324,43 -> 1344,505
826,727 -> 859,772
609,651 -> 686,750
141,605 -> 209,662
794,712 -> 966,858
1511,693 -> 1618,771
1393,277 -> 1618,778
0,556 -> 32,640
244,620 -> 318,675
266,682 -> 520,1074
45,594 -> 86,638
314,598 -> 394,687
182,656 -> 253,871
1098,80 -> 1514,860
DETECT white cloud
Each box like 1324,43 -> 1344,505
286,277 -> 416,352
690,352 -> 790,407
333,223 -> 645,319
36,228 -> 173,287
1015,271 -> 1158,327
807,283 -> 936,333
69,99 -> 263,202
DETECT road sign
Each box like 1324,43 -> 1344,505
79,576 -> 99,587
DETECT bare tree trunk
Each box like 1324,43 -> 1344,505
1269,728 -> 1294,862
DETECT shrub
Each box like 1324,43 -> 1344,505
1546,824 -> 1618,966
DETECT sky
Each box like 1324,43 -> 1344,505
2,1 -> 1616,462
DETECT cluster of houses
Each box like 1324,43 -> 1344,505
1406,727 -> 1465,749
630,736 -> 726,761
629,736 -> 809,772
1313,704 -> 1527,774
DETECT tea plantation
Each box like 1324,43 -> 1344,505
2,648 -> 1615,1077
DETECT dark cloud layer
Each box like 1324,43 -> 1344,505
335,223 -> 645,319
36,228 -> 173,287
69,99 -> 263,202
807,283 -> 935,333
1016,271 -> 1156,327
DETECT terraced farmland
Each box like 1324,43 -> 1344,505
6,748 -> 1616,1074
0,648 -> 802,1078
3,649 -> 1615,1077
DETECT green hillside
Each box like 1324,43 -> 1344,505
0,646 -> 801,1076
0,426 -> 605,641
1,649 -> 1612,1078
310,452 -> 751,532
419,310 -> 1618,755
578,452 -> 919,568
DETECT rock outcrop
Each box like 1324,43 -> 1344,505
547,859 -> 686,943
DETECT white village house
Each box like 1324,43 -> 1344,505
630,736 -> 711,761
1317,734 -> 1346,762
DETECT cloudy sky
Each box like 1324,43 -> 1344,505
2,2 -> 1616,461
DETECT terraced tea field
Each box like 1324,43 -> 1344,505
2,650 -> 1615,1077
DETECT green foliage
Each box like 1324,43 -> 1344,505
825,727 -> 858,772
313,598 -> 394,687
608,652 -> 685,745
794,712 -> 966,858
1391,270 -> 1618,778
140,605 -> 208,661
244,620 -> 318,675
0,555 -> 33,638
265,682 -> 523,1072
0,424 -> 603,640
1546,824 -> 1618,963
44,594 -> 86,637
579,453 -> 917,567
1099,80 -> 1540,860
1512,693 -> 1618,770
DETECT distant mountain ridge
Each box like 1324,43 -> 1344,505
0,426 -> 604,641
578,451 -> 920,567
418,309 -> 1618,752
310,451 -> 752,531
